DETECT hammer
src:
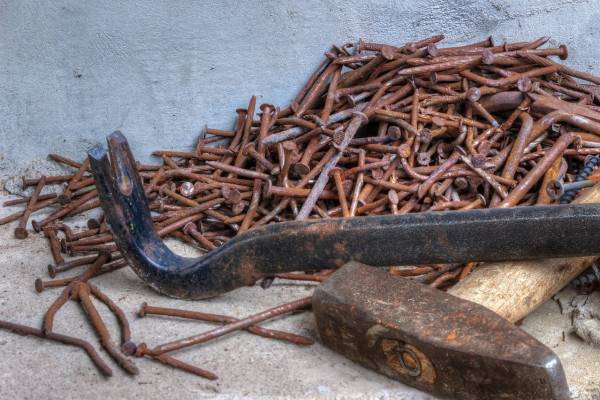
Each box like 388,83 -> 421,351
90,132 -> 597,399
313,187 -> 600,400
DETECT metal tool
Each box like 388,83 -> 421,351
313,262 -> 569,400
89,132 -> 596,399
90,132 -> 600,300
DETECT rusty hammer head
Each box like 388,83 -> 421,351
312,262 -> 569,400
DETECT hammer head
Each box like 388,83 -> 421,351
312,262 -> 569,400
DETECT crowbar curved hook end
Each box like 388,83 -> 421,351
88,131 -> 257,299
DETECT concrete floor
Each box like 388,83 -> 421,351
0,194 -> 599,400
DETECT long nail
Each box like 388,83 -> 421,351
183,222 -> 217,251
75,282 -> 138,375
499,133 -> 577,207
43,227 -> 64,265
14,175 -> 47,239
150,297 -> 312,355
42,285 -> 72,335
139,303 -> 313,346
136,343 -> 218,380
32,189 -> 98,232
58,158 -> 90,204
0,318 -> 112,377
87,283 -> 135,355
36,258 -> 126,292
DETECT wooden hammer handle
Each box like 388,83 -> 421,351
448,184 -> 600,323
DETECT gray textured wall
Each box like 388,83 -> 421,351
1,0 -> 598,184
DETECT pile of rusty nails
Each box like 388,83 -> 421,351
2,33 -> 600,380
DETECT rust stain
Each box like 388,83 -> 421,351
446,330 -> 458,342
303,221 -> 339,236
381,338 -> 436,385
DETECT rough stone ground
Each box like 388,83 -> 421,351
1,194 -> 600,399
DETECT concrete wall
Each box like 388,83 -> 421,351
1,0 -> 598,185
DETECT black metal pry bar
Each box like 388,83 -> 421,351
89,131 -> 600,300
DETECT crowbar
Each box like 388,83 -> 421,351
89,132 -> 599,399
